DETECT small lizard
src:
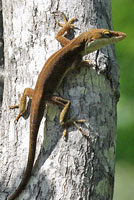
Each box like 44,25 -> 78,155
8,13 -> 126,200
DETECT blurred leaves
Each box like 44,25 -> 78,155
114,162 -> 134,200
112,0 -> 134,97
112,0 -> 134,163
112,1 -> 134,199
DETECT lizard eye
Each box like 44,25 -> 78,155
103,31 -> 111,37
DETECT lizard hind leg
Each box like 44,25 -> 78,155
48,96 -> 87,138
9,88 -> 34,124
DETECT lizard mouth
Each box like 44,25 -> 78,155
82,31 -> 126,56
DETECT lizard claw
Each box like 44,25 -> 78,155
62,118 -> 88,139
58,12 -> 77,31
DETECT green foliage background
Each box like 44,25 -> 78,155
112,0 -> 134,199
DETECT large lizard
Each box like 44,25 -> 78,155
8,13 -> 126,199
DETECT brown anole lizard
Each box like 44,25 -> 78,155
8,13 -> 126,200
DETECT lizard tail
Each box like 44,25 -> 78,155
8,123 -> 39,200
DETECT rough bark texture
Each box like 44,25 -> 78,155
0,0 -> 4,112
0,0 -> 119,199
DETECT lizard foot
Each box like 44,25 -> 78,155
9,104 -> 23,124
9,94 -> 26,124
62,119 -> 88,139
58,12 -> 76,31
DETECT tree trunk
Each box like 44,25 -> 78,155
0,0 -> 119,199
0,0 -> 4,113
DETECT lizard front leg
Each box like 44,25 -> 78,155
48,95 -> 87,138
56,14 -> 91,67
56,13 -> 76,46
10,88 -> 34,123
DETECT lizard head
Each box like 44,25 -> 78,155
82,29 -> 126,56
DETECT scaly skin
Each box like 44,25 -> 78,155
8,14 -> 126,200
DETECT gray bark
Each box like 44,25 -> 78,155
0,0 -> 119,199
0,0 -> 4,112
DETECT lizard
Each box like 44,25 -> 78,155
8,13 -> 126,200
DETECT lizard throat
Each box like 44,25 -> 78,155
81,35 -> 125,56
